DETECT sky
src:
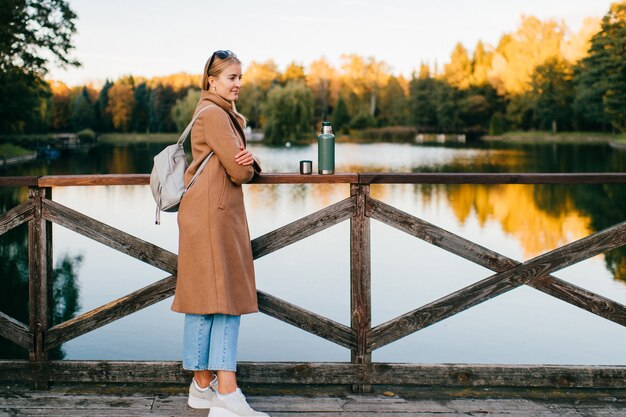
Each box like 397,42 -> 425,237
47,0 -> 615,86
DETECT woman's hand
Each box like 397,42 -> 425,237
235,146 -> 255,166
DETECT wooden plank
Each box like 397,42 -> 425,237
45,276 -> 176,350
35,173 -> 358,187
528,275 -> 626,327
257,291 -> 356,350
42,199 -> 177,274
358,172 -> 626,184
27,187 -> 52,389
367,197 -> 515,271
252,196 -> 355,259
27,188 -> 50,365
0,201 -> 34,236
367,197 -> 626,327
350,184 -> 372,393
1,361 -> 625,388
0,311 -> 32,350
251,173 -> 359,184
38,174 -> 150,187
0,176 -> 39,187
368,220 -> 626,352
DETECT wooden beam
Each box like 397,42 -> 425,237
0,176 -> 39,187
251,173 -> 359,184
38,175 -> 150,187
28,187 -> 53,389
45,276 -> 176,350
0,361 -> 624,388
368,220 -> 626,352
42,199 -> 177,274
252,197 -> 355,259
528,275 -> 626,326
0,201 -> 34,236
257,291 -> 356,350
368,197 -> 626,327
358,172 -> 626,184
0,311 -> 32,350
367,197 -> 514,271
350,184 -> 372,393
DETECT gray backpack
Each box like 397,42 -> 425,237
150,106 -> 213,224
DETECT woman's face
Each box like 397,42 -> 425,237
212,62 -> 242,102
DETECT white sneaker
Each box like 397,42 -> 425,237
208,388 -> 269,417
187,376 -> 218,409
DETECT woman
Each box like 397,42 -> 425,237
172,50 -> 267,417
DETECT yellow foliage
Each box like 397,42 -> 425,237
107,83 -> 135,131
243,60 -> 281,90
446,184 -> 590,258
560,17 -> 601,64
487,16 -> 566,95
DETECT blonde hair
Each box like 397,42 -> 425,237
201,51 -> 246,127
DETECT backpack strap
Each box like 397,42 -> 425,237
176,105 -> 212,146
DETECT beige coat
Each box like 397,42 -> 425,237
172,90 -> 260,315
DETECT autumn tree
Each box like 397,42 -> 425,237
262,81 -> 314,145
237,60 -> 281,128
94,80 -> 114,132
340,54 -> 390,117
107,82 -> 135,132
488,16 -> 566,96
443,43 -> 472,89
470,41 -> 493,87
282,62 -> 306,84
307,57 -> 336,121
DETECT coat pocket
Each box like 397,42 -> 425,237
217,174 -> 228,210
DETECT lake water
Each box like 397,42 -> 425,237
1,140 -> 625,364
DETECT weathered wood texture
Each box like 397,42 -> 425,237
252,196 -> 355,259
359,172 -> 626,184
0,361 -> 625,389
257,291 -> 356,349
41,199 -> 177,274
368,211 -> 626,351
38,174 -> 150,187
350,184 -> 372,393
0,312 -> 32,350
2,383 -> 625,417
0,176 -> 38,187
367,197 -> 626,328
2,385 -> 625,417
44,275 -> 177,350
27,188 -> 52,365
0,201 -> 34,236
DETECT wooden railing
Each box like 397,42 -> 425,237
1,173 -> 626,390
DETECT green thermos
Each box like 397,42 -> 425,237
318,121 -> 335,174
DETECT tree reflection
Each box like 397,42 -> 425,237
0,189 -> 82,359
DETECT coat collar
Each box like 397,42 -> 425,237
199,90 -> 247,146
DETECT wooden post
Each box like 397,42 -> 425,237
350,183 -> 371,393
28,187 -> 52,389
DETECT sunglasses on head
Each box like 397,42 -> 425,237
208,50 -> 236,72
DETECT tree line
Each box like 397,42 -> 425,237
1,1 -> 625,145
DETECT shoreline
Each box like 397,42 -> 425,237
482,133 -> 623,144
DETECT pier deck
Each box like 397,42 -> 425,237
1,384 -> 625,417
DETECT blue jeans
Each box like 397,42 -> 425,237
183,314 -> 240,372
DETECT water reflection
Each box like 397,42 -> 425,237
0,141 -> 625,362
